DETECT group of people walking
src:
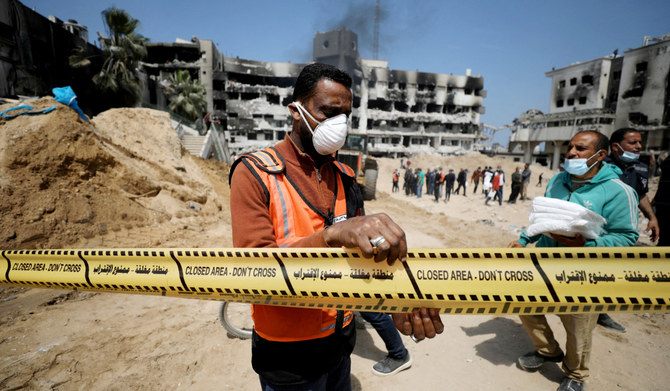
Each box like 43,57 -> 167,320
480,164 -> 532,205
396,163 -> 534,206
397,166 -> 472,202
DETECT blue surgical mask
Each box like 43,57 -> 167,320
563,150 -> 603,176
615,143 -> 640,163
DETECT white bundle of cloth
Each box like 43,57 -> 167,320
526,196 -> 607,239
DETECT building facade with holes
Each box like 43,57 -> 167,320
510,33 -> 670,169
142,28 -> 487,158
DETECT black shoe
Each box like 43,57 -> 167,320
557,377 -> 584,391
597,313 -> 626,332
518,351 -> 564,372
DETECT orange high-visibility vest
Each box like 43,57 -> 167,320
234,147 -> 354,341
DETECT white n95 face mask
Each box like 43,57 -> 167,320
294,102 -> 348,155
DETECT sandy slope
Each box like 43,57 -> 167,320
0,103 -> 667,390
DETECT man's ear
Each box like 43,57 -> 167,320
598,148 -> 608,160
287,102 -> 301,121
288,102 -> 302,122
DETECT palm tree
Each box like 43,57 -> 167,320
96,8 -> 147,107
70,7 -> 147,108
161,70 -> 207,122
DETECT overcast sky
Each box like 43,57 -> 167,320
24,0 -> 670,145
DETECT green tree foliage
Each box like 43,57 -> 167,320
70,7 -> 147,109
161,70 -> 206,121
96,8 -> 147,107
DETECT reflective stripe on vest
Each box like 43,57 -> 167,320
241,148 -> 353,341
322,312 -> 353,332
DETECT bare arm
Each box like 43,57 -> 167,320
639,194 -> 659,242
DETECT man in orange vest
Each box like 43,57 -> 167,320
230,63 -> 443,390
485,170 -> 502,206
392,169 -> 400,192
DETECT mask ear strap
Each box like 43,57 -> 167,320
589,149 -> 606,168
294,102 -> 315,133
294,102 -> 320,125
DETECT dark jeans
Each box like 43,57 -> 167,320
445,185 -> 453,200
508,184 -> 521,203
493,188 -> 503,205
359,312 -> 408,359
455,182 -> 465,195
252,321 -> 355,387
260,356 -> 351,391
487,189 -> 502,205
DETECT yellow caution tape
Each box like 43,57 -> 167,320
2,247 -> 669,315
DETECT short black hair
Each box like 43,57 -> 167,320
576,130 -> 609,153
292,63 -> 352,103
609,128 -> 640,146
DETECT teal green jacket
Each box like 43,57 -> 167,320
518,162 -> 639,248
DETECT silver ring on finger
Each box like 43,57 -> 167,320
369,235 -> 386,248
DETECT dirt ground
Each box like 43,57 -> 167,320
0,101 -> 668,390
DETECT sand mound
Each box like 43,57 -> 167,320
0,98 -> 229,250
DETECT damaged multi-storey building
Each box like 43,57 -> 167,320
510,33 -> 670,169
2,2 -> 486,160
0,0 -> 100,103
141,28 -> 486,159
